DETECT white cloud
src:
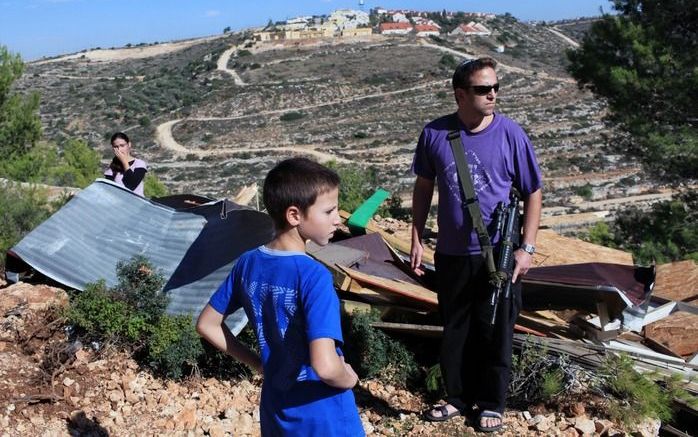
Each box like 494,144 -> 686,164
204,10 -> 221,18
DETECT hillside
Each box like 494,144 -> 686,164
15,15 -> 664,228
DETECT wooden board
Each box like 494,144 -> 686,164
371,322 -> 443,338
372,321 -> 546,338
337,264 -> 438,310
644,311 -> 698,357
652,260 -> 698,302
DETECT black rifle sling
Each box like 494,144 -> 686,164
447,129 -> 501,286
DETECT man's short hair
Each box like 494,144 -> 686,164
452,57 -> 497,90
263,157 -> 340,229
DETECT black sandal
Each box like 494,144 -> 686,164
424,404 -> 462,422
476,410 -> 503,433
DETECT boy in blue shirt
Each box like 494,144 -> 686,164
196,157 -> 365,437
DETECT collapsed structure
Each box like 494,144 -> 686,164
5,179 -> 274,334
5,183 -> 697,413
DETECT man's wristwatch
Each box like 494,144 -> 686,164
521,244 -> 536,255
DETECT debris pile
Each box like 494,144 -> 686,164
312,210 -> 698,434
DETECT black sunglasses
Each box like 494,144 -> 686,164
468,83 -> 500,95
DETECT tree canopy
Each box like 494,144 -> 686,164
0,46 -> 42,157
567,0 -> 697,182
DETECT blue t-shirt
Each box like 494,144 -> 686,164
209,246 -> 365,437
412,112 -> 542,255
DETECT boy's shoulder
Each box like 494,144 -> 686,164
238,246 -> 327,273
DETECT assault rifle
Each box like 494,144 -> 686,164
489,189 -> 521,325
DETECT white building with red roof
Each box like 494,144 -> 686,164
414,24 -> 440,37
378,22 -> 413,35
449,21 -> 492,36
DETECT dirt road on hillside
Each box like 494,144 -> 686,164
415,41 -> 577,84
155,79 -> 446,159
216,46 -> 247,86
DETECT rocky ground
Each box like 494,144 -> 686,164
0,281 -> 660,436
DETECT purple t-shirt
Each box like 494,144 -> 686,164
412,112 -> 542,256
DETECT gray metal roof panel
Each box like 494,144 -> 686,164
10,179 -> 274,334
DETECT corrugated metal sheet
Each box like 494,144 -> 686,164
9,179 -> 274,334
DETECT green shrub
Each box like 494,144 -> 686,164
326,161 -> 381,213
0,183 -> 53,267
600,354 -> 673,425
0,138 -> 100,188
67,280 -> 145,342
425,363 -> 444,395
540,368 -> 564,401
0,142 -> 57,183
583,191 -> 698,264
67,255 -> 207,379
343,310 -> 418,387
573,183 -> 593,200
612,191 -> 697,264
0,46 -> 42,157
439,54 -> 458,69
584,221 -> 616,248
144,172 -> 168,198
113,255 -> 168,321
198,326 -> 259,380
509,337 -> 572,406
50,139 -> 101,188
279,111 -> 306,122
353,131 -> 368,139
148,314 -> 203,379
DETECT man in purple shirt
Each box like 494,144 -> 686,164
410,58 -> 542,432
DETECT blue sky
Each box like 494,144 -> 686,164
1,0 -> 614,61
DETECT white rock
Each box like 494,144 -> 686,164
574,417 -> 596,435
224,407 -> 238,419
361,418 -> 375,435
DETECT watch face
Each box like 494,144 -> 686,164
523,244 -> 535,254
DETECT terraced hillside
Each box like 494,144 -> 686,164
16,16 -> 661,226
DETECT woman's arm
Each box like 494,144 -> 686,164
121,167 -> 147,191
196,305 -> 262,373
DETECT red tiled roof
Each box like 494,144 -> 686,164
379,22 -> 413,31
414,24 -> 439,33
458,23 -> 480,33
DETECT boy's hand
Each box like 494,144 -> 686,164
310,339 -> 358,389
339,356 -> 359,388
344,362 -> 359,388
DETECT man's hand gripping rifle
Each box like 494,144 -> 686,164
489,188 -> 521,325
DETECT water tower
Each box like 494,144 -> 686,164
359,0 -> 365,10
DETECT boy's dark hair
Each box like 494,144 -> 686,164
452,57 -> 497,90
263,157 -> 340,229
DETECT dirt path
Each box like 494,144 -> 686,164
216,46 -> 247,86
155,79 -> 446,159
415,41 -> 577,84
548,27 -> 580,48
33,72 -> 145,81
